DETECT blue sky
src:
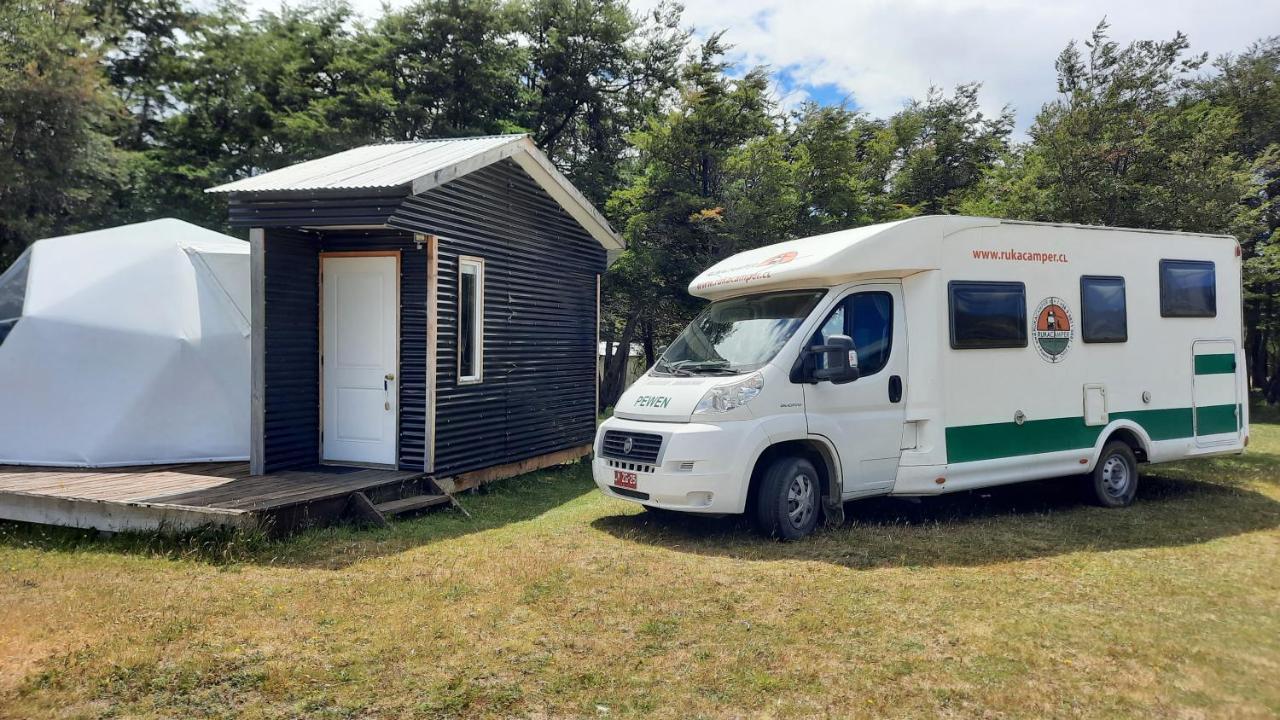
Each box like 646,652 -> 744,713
242,0 -> 1280,133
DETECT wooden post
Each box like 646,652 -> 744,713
249,228 -> 266,476
422,234 -> 439,473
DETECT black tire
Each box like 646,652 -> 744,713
754,455 -> 821,540
1085,441 -> 1139,507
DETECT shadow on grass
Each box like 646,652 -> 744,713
591,470 -> 1280,569
0,462 -> 598,569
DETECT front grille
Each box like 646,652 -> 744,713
607,459 -> 654,474
601,430 -> 663,464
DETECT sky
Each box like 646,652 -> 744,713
241,0 -> 1280,132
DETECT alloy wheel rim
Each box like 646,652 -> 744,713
787,473 -> 815,527
1101,455 -> 1130,497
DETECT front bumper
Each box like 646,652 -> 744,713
591,417 -> 757,514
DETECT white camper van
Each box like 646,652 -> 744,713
592,216 -> 1247,539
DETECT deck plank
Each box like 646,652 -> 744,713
0,462 -> 426,533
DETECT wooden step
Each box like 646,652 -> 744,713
373,494 -> 451,517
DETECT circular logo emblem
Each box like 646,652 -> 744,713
622,437 -> 634,455
1032,297 -> 1073,363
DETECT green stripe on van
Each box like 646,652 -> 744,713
1194,353 -> 1236,375
945,404 -> 1238,464
1195,403 -> 1239,435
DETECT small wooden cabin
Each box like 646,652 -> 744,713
208,135 -> 622,488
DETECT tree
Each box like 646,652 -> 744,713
885,83 -> 1013,214
0,0 -> 129,264
600,36 -> 777,407
375,0 -> 525,140
514,0 -> 685,205
965,20 -> 1248,233
135,1 -> 392,227
1195,38 -> 1280,396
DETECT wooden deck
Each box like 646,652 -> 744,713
0,462 -> 429,534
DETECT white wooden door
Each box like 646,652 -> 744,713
322,255 -> 398,465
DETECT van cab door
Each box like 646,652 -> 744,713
801,283 -> 907,496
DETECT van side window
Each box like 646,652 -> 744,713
815,291 -> 893,375
1080,275 -> 1127,343
1159,259 -> 1216,317
948,281 -> 1027,349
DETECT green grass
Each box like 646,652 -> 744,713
1,417 -> 1278,718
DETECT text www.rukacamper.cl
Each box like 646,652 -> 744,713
972,248 -> 1068,263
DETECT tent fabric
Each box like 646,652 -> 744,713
0,219 -> 250,467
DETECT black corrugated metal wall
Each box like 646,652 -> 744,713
392,159 -> 604,476
261,228 -> 320,473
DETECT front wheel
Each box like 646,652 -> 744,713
1085,441 -> 1139,507
754,456 -> 821,540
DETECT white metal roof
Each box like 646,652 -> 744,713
206,134 -> 623,250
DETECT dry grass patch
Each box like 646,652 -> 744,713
1,416 -> 1278,718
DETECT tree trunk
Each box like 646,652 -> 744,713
1266,363 -> 1280,405
642,322 -> 657,368
1246,299 -> 1266,389
599,312 -> 639,411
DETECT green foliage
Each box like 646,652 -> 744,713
1,2 -> 1278,399
962,20 -> 1248,234
0,0 -> 129,264
885,84 -> 1013,214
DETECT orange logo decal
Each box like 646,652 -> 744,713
1032,297 -> 1073,363
758,251 -> 798,267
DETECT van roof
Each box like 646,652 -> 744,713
688,215 -> 1236,300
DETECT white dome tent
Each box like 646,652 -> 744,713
0,219 -> 250,467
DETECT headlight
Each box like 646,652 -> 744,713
693,372 -> 764,415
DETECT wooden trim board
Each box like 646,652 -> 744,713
422,234 -> 439,473
249,228 -> 266,476
433,444 -> 592,494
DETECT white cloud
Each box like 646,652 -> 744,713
237,0 -> 1280,131
631,0 -> 1280,130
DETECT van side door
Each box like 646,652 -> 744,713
801,283 -> 908,496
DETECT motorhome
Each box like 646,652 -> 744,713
592,216 -> 1247,539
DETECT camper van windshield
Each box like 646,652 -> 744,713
654,290 -> 825,375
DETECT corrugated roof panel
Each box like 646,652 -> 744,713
207,135 -> 524,193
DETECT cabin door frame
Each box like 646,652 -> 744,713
319,251 -> 401,468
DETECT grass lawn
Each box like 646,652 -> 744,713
2,418 -> 1278,719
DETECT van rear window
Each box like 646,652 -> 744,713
948,281 -> 1027,349
1159,260 -> 1216,318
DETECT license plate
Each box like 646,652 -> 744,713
613,470 -> 638,490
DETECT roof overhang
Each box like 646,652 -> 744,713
206,135 -> 624,253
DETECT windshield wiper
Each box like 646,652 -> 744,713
673,360 -> 738,375
654,359 -> 694,376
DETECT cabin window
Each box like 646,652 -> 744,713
458,256 -> 484,383
948,281 -> 1027,349
1159,259 -> 1216,317
1080,276 -> 1127,343
814,291 -> 893,375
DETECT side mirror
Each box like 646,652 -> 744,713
811,334 -> 860,384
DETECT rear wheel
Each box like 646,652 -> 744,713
754,455 -> 821,540
1085,441 -> 1139,507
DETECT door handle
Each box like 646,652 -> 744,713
888,375 -> 903,403
384,373 -> 394,410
